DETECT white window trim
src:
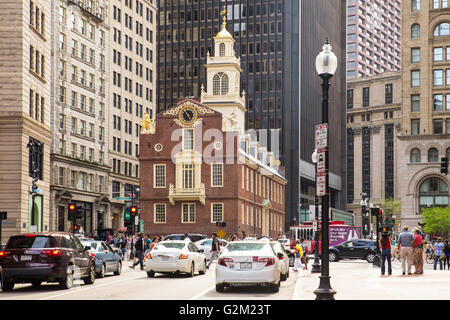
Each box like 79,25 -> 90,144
153,164 -> 166,188
181,203 -> 196,224
211,202 -> 224,223
154,203 -> 166,224
211,163 -> 224,187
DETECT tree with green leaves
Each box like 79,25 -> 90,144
421,207 -> 450,238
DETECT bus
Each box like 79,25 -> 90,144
288,221 -> 360,254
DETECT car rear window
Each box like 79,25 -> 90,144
227,243 -> 265,252
156,243 -> 185,250
6,236 -> 57,249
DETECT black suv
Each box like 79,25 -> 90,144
164,234 -> 206,243
0,232 -> 96,291
329,239 -> 377,263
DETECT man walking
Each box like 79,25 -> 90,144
397,225 -> 415,275
206,233 -> 219,269
130,233 -> 144,270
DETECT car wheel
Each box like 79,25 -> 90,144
199,260 -> 206,275
216,284 -> 225,292
147,271 -> 155,278
1,279 -> 14,292
83,263 -> 96,285
366,253 -> 376,263
329,252 -> 338,262
271,282 -> 280,293
188,263 -> 195,277
31,280 -> 42,288
98,263 -> 106,278
59,265 -> 74,290
280,272 -> 287,281
114,262 -> 122,276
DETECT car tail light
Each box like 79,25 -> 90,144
145,253 -> 152,259
41,250 -> 62,257
278,255 -> 284,260
218,258 -> 233,267
259,257 -> 275,267
90,253 -> 96,260
0,251 -> 11,258
179,254 -> 188,260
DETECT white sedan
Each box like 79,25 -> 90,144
145,241 -> 207,278
215,241 -> 281,293
270,241 -> 290,281
194,239 -> 228,260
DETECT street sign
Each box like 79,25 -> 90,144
315,124 -> 328,149
316,148 -> 326,173
316,172 -> 327,197
313,220 -> 319,232
217,229 -> 226,239
140,220 -> 144,233
115,197 -> 132,201
309,205 -> 315,221
0,212 -> 7,220
135,216 -> 139,225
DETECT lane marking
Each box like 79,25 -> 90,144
189,286 -> 216,300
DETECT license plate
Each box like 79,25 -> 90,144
240,262 -> 252,269
161,256 -> 169,262
21,255 -> 32,261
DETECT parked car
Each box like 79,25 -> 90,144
277,238 -> 292,253
328,239 -> 377,263
0,232 -> 96,291
270,241 -> 290,281
215,241 -> 281,293
164,234 -> 207,243
80,240 -> 122,278
194,239 -> 228,260
145,240 -> 207,278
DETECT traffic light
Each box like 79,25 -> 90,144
130,206 -> 138,216
68,203 -> 76,221
441,157 -> 448,175
370,207 -> 382,217
216,221 -> 227,228
73,224 -> 79,233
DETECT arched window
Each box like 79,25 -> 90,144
219,43 -> 225,57
434,22 -> 450,36
213,72 -> 229,95
411,148 -> 421,163
428,148 -> 439,162
419,177 -> 449,212
411,24 -> 420,38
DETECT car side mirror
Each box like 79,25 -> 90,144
277,252 -> 284,259
84,246 -> 91,251
199,249 -> 204,253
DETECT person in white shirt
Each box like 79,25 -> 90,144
183,233 -> 191,242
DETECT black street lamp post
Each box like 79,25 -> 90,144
313,40 -> 337,300
360,193 -> 369,239
311,150 -> 321,273
27,140 -> 42,231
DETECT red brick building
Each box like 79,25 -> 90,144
139,18 -> 287,238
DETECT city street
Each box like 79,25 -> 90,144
1,257 -> 448,300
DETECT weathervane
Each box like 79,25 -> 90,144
220,6 -> 227,27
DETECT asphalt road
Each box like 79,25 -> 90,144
0,260 -> 300,300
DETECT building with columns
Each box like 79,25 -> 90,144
397,0 -> 450,227
139,17 -> 287,238
346,72 -> 402,233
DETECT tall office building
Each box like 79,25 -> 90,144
108,0 -> 157,231
346,0 -> 401,79
0,0 -> 52,243
398,0 -> 450,227
157,0 -> 347,228
50,0 -> 111,235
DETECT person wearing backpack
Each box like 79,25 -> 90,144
293,240 -> 304,272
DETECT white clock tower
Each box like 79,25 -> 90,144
201,11 -> 246,133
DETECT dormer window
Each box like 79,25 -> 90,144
219,43 -> 226,56
213,72 -> 229,95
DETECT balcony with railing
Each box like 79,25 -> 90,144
168,183 -> 206,206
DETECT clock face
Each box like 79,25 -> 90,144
179,106 -> 198,126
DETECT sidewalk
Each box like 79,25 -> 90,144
296,260 -> 450,300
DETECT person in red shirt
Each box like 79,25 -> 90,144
413,228 -> 424,274
379,233 -> 392,276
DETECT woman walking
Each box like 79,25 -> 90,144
433,237 -> 445,270
379,233 -> 392,276
413,228 -> 424,274
444,239 -> 450,270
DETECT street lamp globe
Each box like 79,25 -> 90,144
315,40 -> 338,76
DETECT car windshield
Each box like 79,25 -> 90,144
155,243 -> 185,250
227,243 -> 265,252
81,241 -> 98,249
6,236 -> 57,249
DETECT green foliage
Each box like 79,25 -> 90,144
374,198 -> 401,217
421,207 -> 450,237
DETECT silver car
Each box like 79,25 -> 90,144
194,239 -> 228,260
